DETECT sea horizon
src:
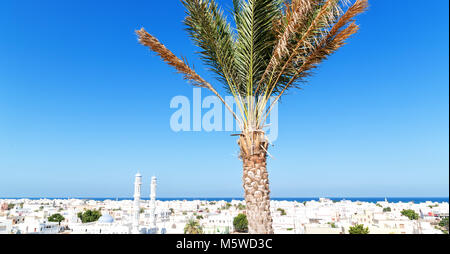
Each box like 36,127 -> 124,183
2,197 -> 449,203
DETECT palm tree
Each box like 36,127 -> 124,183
136,0 -> 368,234
184,219 -> 203,234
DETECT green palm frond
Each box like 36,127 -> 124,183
233,0 -> 282,98
182,0 -> 239,91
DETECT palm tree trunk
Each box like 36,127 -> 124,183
239,133 -> 274,234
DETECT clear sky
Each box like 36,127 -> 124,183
0,0 -> 448,198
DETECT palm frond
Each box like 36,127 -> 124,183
136,28 -> 241,123
233,0 -> 283,97
262,0 -> 346,97
284,0 -> 368,93
259,0 -> 314,86
136,28 -> 208,88
182,0 -> 239,92
263,0 -> 368,122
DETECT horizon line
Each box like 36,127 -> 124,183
1,196 -> 449,199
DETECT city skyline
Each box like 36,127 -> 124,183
0,0 -> 449,198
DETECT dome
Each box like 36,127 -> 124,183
98,213 -> 114,223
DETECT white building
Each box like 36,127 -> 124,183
70,212 -> 132,234
0,218 -> 13,234
17,217 -> 60,234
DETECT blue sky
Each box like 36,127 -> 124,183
0,0 -> 448,198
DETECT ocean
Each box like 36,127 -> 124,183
2,197 -> 449,203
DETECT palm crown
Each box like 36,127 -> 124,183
137,0 -> 367,133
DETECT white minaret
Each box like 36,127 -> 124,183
150,176 -> 157,228
132,172 -> 142,234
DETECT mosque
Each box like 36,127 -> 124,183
70,173 -> 170,234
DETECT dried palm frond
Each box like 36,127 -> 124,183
263,0 -> 369,120
283,0 -> 368,95
262,0 -> 345,95
136,28 -> 241,124
136,28 -> 208,89
259,0 -> 314,87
